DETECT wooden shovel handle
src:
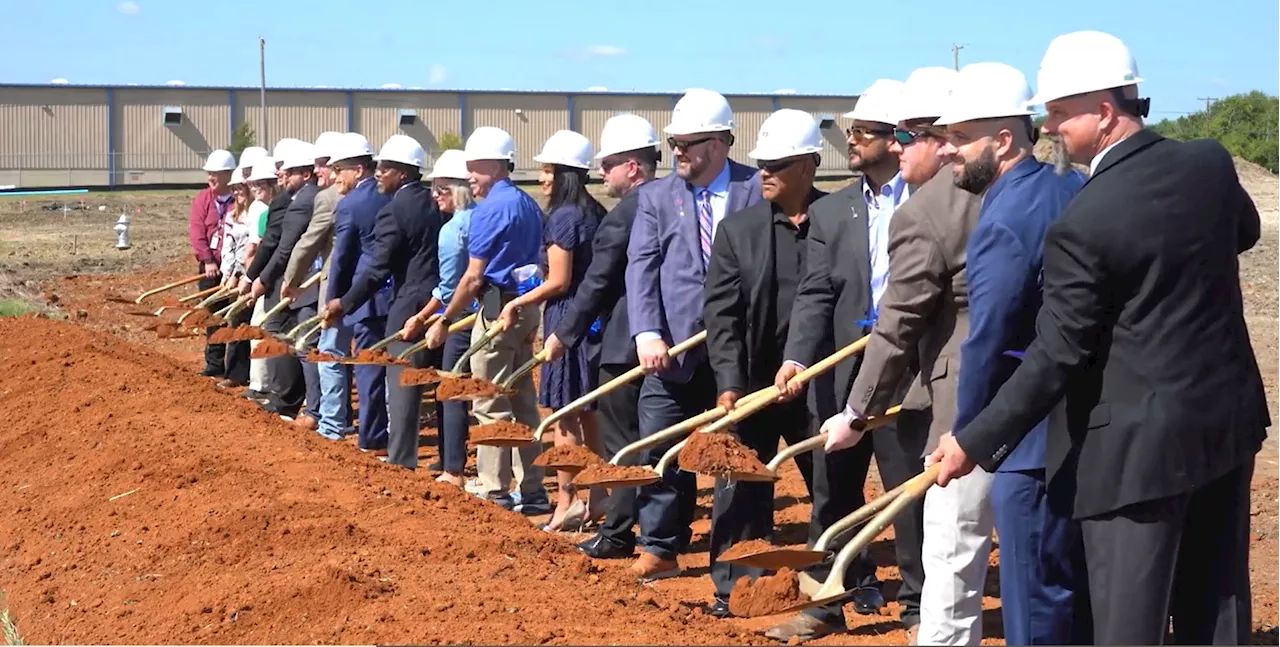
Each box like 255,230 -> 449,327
298,271 -> 322,290
767,404 -> 902,473
179,285 -> 224,304
135,274 -> 204,303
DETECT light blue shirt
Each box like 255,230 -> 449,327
635,160 -> 732,346
864,171 -> 910,315
432,207 -> 476,313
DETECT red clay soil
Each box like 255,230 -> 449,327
250,337 -> 292,359
718,538 -> 799,563
0,315 -> 771,645
303,349 -> 343,363
351,348 -> 406,366
180,309 -> 215,327
573,464 -> 657,487
436,376 -> 501,401
728,568 -> 807,618
468,421 -> 536,445
533,444 -> 606,470
399,367 -> 445,386
678,432 -> 773,478
153,323 -> 199,339
209,324 -> 266,344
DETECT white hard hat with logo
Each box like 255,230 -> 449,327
375,134 -> 426,168
664,88 -> 734,136
247,160 -> 278,183
202,149 -> 236,172
426,149 -> 469,180
749,109 -> 824,161
280,141 -> 318,171
596,113 -> 660,159
843,79 -> 904,125
463,126 -> 516,162
313,131 -> 344,161
533,130 -> 593,169
1030,30 -> 1142,106
327,133 -> 375,165
896,67 -> 960,123
934,63 -> 1035,126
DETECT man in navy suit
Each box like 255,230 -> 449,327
325,135 -> 393,451
933,63 -> 1088,644
624,88 -> 762,582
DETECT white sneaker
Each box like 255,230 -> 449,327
464,478 -> 484,494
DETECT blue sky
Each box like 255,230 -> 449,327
2,0 -> 1276,119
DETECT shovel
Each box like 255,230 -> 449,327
533,330 -> 708,443
105,273 -> 204,304
751,464 -> 938,617
396,313 -> 478,360
450,318 -> 508,375
176,286 -> 236,325
179,284 -> 225,304
499,346 -> 550,391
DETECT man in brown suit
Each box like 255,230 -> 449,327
822,66 -> 989,645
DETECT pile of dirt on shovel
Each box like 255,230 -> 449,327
209,324 -> 266,343
677,431 -> 773,479
250,336 -> 292,358
533,444 -> 606,470
0,315 -> 767,645
436,376 -> 502,400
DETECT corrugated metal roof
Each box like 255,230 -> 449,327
0,82 -> 857,99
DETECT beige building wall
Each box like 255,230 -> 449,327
235,90 -> 347,147
353,91 -> 461,167
0,86 -> 108,171
724,96 -> 776,164
115,88 -> 231,170
466,93 -> 570,170
778,96 -> 857,173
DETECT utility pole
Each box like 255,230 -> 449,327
952,43 -> 965,71
259,37 -> 268,147
1196,96 -> 1217,137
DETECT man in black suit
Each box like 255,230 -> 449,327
323,135 -> 442,471
765,79 -> 917,642
930,31 -> 1268,645
244,140 -> 318,420
541,115 -> 661,561
703,108 -> 828,617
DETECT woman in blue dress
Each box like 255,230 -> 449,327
499,130 -> 606,531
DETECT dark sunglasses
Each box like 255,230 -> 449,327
666,135 -> 717,151
599,156 -> 631,173
845,126 -> 894,140
755,157 -> 803,173
893,127 -> 940,146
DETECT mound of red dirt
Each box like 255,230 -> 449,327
0,316 -> 763,644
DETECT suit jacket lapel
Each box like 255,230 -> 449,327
1087,129 -> 1164,184
848,180 -> 871,307
673,179 -> 702,277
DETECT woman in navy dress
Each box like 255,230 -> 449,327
499,130 -> 606,531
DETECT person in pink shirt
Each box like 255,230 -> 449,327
189,149 -> 237,378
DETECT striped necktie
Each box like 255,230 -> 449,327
697,189 -> 713,267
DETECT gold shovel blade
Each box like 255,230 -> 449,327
572,471 -> 661,488
466,436 -> 534,447
719,547 -> 828,572
722,469 -> 780,483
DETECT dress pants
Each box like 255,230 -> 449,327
293,303 -> 322,421
316,324 -> 354,438
223,302 -> 252,384
384,339 -> 432,470
991,468 -> 1087,646
352,317 -> 389,451
1080,461 -> 1254,645
709,399 -> 816,600
593,361 -> 643,550
198,268 -> 227,376
436,330 -> 472,474
260,295 -> 305,416
804,408 -> 928,628
471,303 -> 545,499
918,466 -> 995,645
247,297 -> 269,393
634,361 -> 718,561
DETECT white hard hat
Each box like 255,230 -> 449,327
533,130 -> 593,169
239,146 -> 269,169
375,134 -> 426,168
664,88 -> 734,136
426,149 -> 469,180
934,63 -> 1035,126
896,67 -> 960,123
313,131 -> 344,160
1030,30 -> 1143,106
202,149 -> 236,172
229,166 -> 247,185
844,79 -> 904,125
271,138 -> 305,165
327,132 -> 375,165
596,113 -> 660,159
247,160 -> 278,183
280,141 -> 318,171
463,126 -> 516,162
749,109 -> 824,161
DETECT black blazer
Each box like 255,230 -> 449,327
956,129 -> 1270,519
261,180 -> 320,309
554,187 -> 643,368
339,182 -> 442,332
245,190 -> 293,308
783,181 -> 874,417
705,190 -> 827,396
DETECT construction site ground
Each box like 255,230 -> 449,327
0,170 -> 1275,645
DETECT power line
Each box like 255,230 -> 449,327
1196,96 -> 1219,136
951,44 -> 965,71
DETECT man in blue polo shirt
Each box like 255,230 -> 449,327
425,126 -> 549,514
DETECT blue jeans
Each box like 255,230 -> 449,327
316,324 -> 353,438
437,330 -> 471,474
352,317 -> 389,450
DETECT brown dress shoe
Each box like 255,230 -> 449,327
292,414 -> 318,431
628,552 -> 681,582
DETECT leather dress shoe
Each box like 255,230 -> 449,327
575,534 -> 634,559
708,597 -> 732,619
849,586 -> 885,615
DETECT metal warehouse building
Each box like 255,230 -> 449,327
0,84 -> 860,188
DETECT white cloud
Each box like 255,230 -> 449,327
774,88 -> 797,94
562,45 -> 627,60
427,63 -> 448,85
117,1 -> 140,15
585,86 -> 609,92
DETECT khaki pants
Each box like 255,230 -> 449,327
471,303 -> 544,498
247,297 -> 269,392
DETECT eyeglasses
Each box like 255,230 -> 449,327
431,185 -> 451,196
666,135 -> 717,151
755,157 -> 803,173
845,126 -> 894,141
599,157 -> 630,173
893,127 -> 940,146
